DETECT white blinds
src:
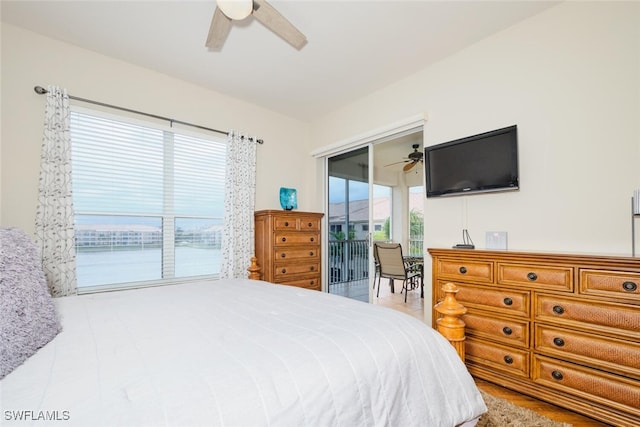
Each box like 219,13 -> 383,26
71,113 -> 165,214
174,133 -> 226,216
70,110 -> 226,292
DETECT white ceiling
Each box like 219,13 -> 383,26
1,0 -> 558,122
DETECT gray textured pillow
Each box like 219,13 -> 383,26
0,227 -> 61,379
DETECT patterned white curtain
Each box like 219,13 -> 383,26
34,86 -> 77,297
220,131 -> 257,279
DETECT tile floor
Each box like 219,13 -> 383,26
329,278 -> 425,322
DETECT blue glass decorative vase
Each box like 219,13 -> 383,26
279,187 -> 297,210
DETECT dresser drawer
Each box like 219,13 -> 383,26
277,276 -> 321,291
463,310 -> 529,348
436,258 -> 493,283
535,294 -> 640,339
273,217 -> 299,230
444,281 -> 530,317
274,232 -> 319,246
535,324 -> 640,379
533,355 -> 640,418
497,263 -> 573,291
297,216 -> 321,231
580,269 -> 640,300
274,247 -> 319,261
466,337 -> 530,378
273,262 -> 320,280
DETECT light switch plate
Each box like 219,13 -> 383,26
486,231 -> 508,250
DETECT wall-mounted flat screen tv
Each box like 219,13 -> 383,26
425,125 -> 519,198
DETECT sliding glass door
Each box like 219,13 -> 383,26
327,146 -> 372,302
314,116 -> 426,303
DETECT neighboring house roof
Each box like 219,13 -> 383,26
329,192 -> 423,224
329,197 -> 389,224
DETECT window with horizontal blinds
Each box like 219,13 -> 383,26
70,110 -> 226,292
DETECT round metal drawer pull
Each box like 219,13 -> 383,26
281,237 -> 286,242
310,280 -> 315,285
552,305 -> 565,315
551,370 -> 564,381
308,222 -> 313,227
284,221 -> 289,227
503,297 -> 513,306
281,269 -> 286,274
309,251 -> 314,256
553,337 -> 565,347
459,266 -> 467,274
310,237 -> 314,242
622,281 -> 638,292
502,327 -> 513,336
281,253 -> 286,258
310,266 -> 315,271
504,356 -> 513,364
527,272 -> 538,281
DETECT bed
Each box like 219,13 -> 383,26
1,229 -> 486,426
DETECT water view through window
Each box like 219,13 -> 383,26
75,216 -> 223,287
71,110 -> 226,290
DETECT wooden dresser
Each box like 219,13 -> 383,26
255,210 -> 323,291
429,248 -> 640,427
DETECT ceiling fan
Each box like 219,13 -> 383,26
385,144 -> 424,172
206,0 -> 307,51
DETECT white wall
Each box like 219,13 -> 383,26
311,2 -> 640,255
1,23 -> 317,236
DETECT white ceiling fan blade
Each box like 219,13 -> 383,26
205,6 -> 233,50
252,0 -> 307,50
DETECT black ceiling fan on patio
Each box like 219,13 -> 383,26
206,0 -> 307,51
385,144 -> 423,172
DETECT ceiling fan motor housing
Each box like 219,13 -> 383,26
408,144 -> 423,161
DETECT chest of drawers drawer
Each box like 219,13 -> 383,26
274,247 -> 319,261
435,258 -> 493,283
580,269 -> 640,300
274,232 -> 319,246
534,294 -> 640,339
442,281 -> 530,317
297,216 -> 321,231
466,337 -> 530,378
463,310 -> 529,348
533,355 -> 640,418
278,277 -> 321,290
534,324 -> 640,379
273,261 -> 320,280
497,263 -> 573,291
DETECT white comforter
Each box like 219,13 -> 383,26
1,279 -> 486,426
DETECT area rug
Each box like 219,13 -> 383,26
477,390 -> 572,427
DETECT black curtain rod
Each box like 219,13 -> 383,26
33,86 -> 264,144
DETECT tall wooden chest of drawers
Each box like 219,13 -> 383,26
255,210 -> 323,291
429,248 -> 640,427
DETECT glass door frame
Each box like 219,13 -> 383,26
313,114 -> 427,301
325,145 -> 375,302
